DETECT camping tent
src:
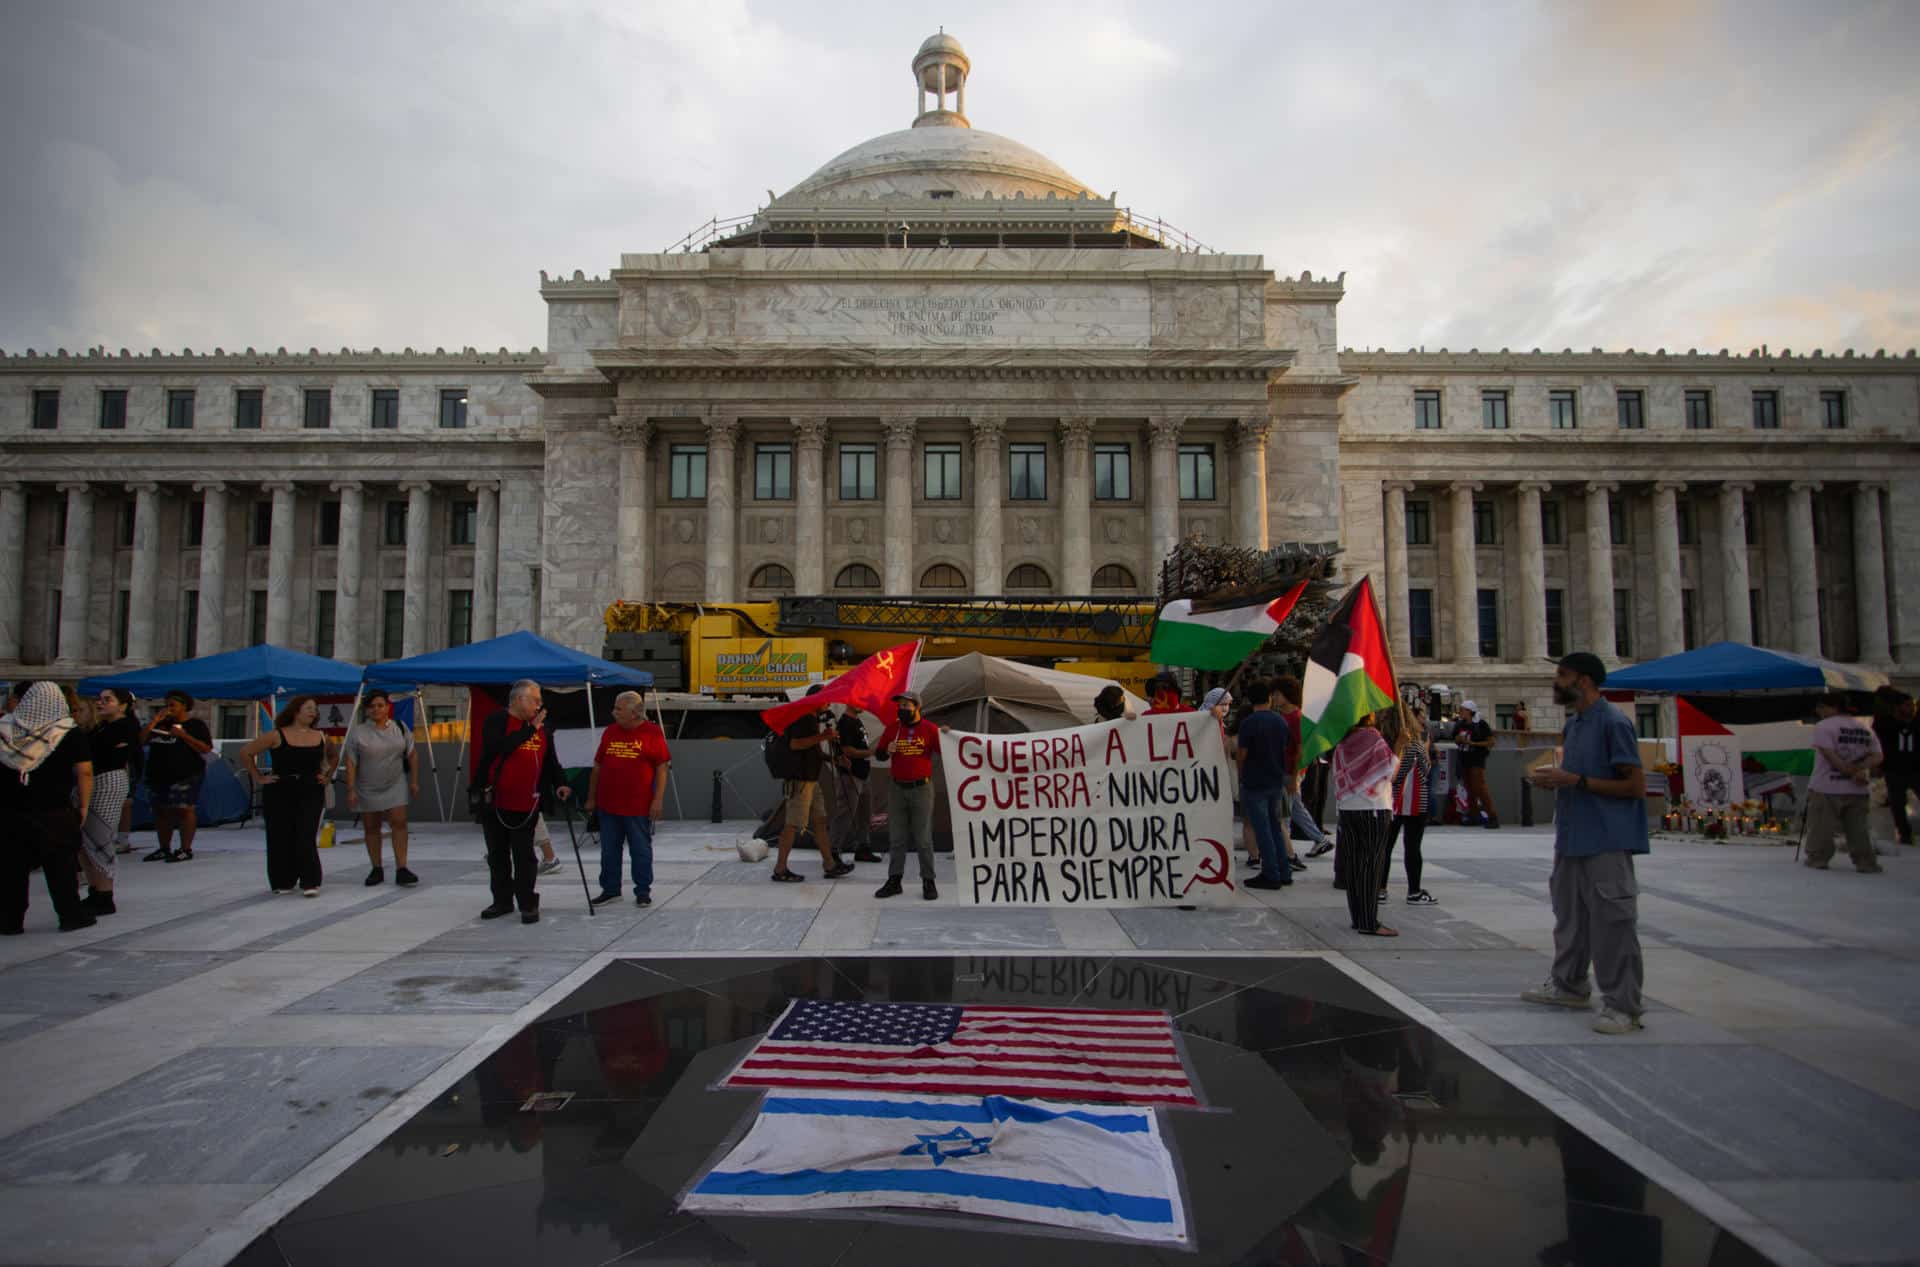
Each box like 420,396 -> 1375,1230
1607,642 -> 1888,697
79,643 -> 364,700
363,629 -> 652,689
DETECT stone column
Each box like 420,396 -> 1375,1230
124,481 -> 161,664
55,482 -> 93,665
1148,415 -> 1183,573
471,481 -> 499,641
882,416 -> 916,594
0,482 -> 23,662
1449,481 -> 1482,663
195,482 -> 228,657
1059,417 -> 1094,592
401,481 -> 432,656
264,481 -> 296,647
1652,481 -> 1685,657
1853,483 -> 1890,663
332,481 -> 363,661
1516,481 -> 1550,664
611,407 -> 653,603
1382,481 -> 1413,660
1585,482 -> 1618,658
1718,482 -> 1754,644
703,419 -> 740,601
1786,481 -> 1821,656
1235,419 -> 1272,550
970,419 -> 1004,594
793,418 -> 829,593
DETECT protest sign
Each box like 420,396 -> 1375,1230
939,714 -> 1241,907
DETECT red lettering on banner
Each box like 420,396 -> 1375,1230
1104,728 -> 1128,764
1170,721 -> 1193,762
956,775 -> 984,812
957,735 -> 983,770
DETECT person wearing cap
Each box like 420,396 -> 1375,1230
1451,699 -> 1498,828
873,691 -> 948,901
1525,651 -> 1649,1035
1804,693 -> 1883,873
771,684 -> 850,883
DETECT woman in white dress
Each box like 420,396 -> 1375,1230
344,690 -> 419,887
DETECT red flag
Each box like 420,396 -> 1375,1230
759,640 -> 922,734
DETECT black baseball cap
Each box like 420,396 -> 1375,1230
1557,652 -> 1608,687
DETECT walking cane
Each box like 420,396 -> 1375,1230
555,794 -> 598,916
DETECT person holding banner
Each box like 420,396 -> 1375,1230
1331,713 -> 1398,936
872,691 -> 949,901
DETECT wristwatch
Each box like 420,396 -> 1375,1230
1577,774 -> 1590,793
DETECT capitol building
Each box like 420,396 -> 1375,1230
3,34 -> 1916,727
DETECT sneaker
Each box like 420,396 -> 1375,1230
480,903 -> 514,920
1591,1008 -> 1645,1036
636,894 -> 651,907
521,909 -> 540,924
1377,891 -> 1389,903
590,890 -> 622,906
365,867 -> 385,887
1520,980 -> 1593,1009
142,846 -> 174,863
58,914 -> 98,932
272,888 -> 296,895
853,851 -> 881,863
824,862 -> 855,879
1406,890 -> 1438,904
874,877 -> 904,899
301,887 -> 320,898
923,879 -> 938,901
1244,876 -> 1286,890
1307,842 -> 1334,858
538,859 -> 561,875
395,867 -> 419,887
83,892 -> 117,916
114,841 -> 133,855
1289,856 -> 1308,869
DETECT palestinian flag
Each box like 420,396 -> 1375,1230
1149,581 -> 1309,670
1298,577 -> 1397,769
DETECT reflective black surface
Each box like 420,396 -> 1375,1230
246,956 -> 1777,1265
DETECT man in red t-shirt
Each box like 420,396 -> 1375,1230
476,680 -> 570,923
873,691 -> 949,901
586,689 -> 672,907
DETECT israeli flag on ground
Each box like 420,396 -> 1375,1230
682,1092 -> 1188,1246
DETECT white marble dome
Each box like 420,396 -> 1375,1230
779,126 -> 1093,202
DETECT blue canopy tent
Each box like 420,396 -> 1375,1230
1607,641 -> 1888,700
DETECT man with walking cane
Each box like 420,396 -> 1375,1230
474,679 -> 572,925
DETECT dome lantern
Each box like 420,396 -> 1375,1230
912,30 -> 970,129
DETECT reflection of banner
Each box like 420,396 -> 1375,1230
939,715 -> 1239,907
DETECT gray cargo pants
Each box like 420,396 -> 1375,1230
1803,791 -> 1877,871
886,781 -> 936,881
1549,850 -> 1644,1017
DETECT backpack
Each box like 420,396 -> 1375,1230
763,729 -> 803,780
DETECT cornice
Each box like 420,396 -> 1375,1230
0,347 -> 544,373
1341,348 -> 1919,374
589,345 -> 1294,384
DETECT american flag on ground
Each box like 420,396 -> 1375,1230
721,1000 -> 1199,1108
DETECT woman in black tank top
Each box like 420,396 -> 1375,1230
239,697 -> 335,895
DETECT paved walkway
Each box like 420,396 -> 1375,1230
1,819 -> 1915,1266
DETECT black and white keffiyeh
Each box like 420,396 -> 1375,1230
0,681 -> 77,784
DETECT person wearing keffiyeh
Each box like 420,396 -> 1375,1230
1331,713 -> 1398,937
0,681 -> 98,933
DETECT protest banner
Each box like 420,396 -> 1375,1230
939,714 -> 1241,907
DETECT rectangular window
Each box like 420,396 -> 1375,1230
31,390 -> 59,430
1472,498 -> 1498,545
1821,390 -> 1847,430
1541,497 -> 1563,546
668,445 -> 707,500
251,500 -> 273,547
1405,498 -> 1433,546
1750,588 -> 1764,645
1745,495 -> 1758,545
113,589 -> 130,659
1008,443 -> 1048,501
383,500 -> 407,547
181,589 -> 198,656
98,389 -> 127,430
1613,588 -> 1633,658
1683,588 -> 1699,650
1684,389 -> 1712,430
1548,390 -> 1578,430
117,501 -> 135,548
1481,390 -> 1509,430
1636,704 -> 1660,739
1093,443 -> 1132,501
166,389 -> 195,430
838,443 -> 877,500
1545,588 -> 1566,658
439,389 -> 468,430
1817,587 -> 1830,656
381,590 -> 404,659
248,590 -> 268,646
450,499 -> 477,546
370,388 -> 399,430
1477,588 -> 1500,658
302,388 -> 331,429
314,590 -> 335,659
1495,705 -> 1516,730
447,589 -> 473,648
1677,497 -> 1697,545
1413,390 -> 1442,430
1177,444 -> 1216,500
1407,589 -> 1435,658
234,388 -> 263,430
1609,494 -> 1628,546
1752,390 -> 1779,430
924,443 -> 962,500
754,443 -> 793,500
318,499 -> 340,547
1617,389 -> 1645,430
186,499 -> 204,548
217,706 -> 249,741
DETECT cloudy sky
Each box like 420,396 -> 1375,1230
3,0 -> 1916,357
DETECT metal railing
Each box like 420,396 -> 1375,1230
664,207 -> 1217,254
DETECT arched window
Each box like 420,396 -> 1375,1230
1005,564 -> 1052,591
920,563 -> 966,590
835,563 -> 881,590
658,562 -> 703,600
1091,564 -> 1138,591
750,563 -> 795,591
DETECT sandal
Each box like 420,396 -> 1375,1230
168,848 -> 193,863
770,870 -> 805,883
1356,925 -> 1400,937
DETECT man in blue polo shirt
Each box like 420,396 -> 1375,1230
1522,651 -> 1648,1035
